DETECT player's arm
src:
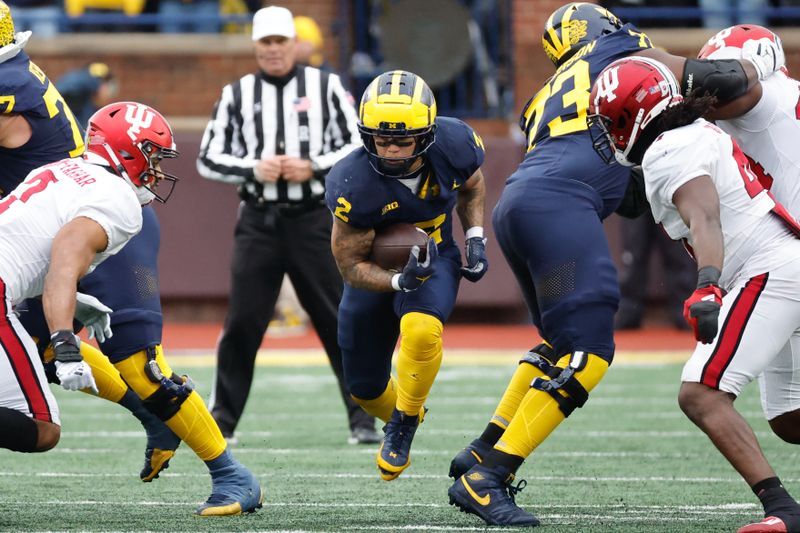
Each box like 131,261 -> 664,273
43,216 -> 109,333
635,48 -> 762,116
330,217 -> 395,292
456,168 -> 485,232
0,114 -> 33,149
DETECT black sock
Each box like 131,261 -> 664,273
752,477 -> 783,496
483,449 -> 524,473
754,481 -> 800,529
478,422 -> 504,445
0,407 -> 39,452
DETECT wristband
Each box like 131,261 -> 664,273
696,266 -> 721,288
391,273 -> 402,292
465,226 -> 484,240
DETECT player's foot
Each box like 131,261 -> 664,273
377,408 -> 422,481
449,438 -> 493,479
738,517 -> 791,532
196,462 -> 263,516
448,464 -> 540,527
348,426 -> 382,445
139,420 -> 181,482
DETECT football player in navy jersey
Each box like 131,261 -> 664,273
326,70 -> 488,482
446,2 -> 784,527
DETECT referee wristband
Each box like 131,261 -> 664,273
391,273 -> 402,291
465,226 -> 484,240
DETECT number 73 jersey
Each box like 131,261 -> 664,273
516,23 -> 652,218
0,50 -> 85,196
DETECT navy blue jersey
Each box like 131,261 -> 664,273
77,206 -> 162,360
326,117 -> 484,258
0,51 -> 85,195
514,23 -> 653,218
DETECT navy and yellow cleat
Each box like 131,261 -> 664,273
377,408 -> 422,481
448,464 -> 540,527
449,438 -> 493,480
196,463 -> 264,516
140,423 -> 181,482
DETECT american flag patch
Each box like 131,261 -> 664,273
294,97 -> 311,112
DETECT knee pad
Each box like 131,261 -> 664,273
519,341 -> 557,367
530,352 -> 609,417
399,312 -> 443,360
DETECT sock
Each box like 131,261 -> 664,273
114,346 -> 227,462
0,407 -> 39,452
490,361 -> 544,431
478,422 -> 505,445
353,377 -> 397,423
79,343 -> 127,401
495,353 -> 608,458
396,312 -> 443,416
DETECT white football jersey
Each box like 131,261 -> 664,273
642,119 -> 796,289
0,155 -> 142,304
716,72 -> 800,216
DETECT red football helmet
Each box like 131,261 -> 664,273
698,24 -> 785,72
85,101 -> 179,203
588,57 -> 683,166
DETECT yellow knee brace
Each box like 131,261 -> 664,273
396,312 -> 443,416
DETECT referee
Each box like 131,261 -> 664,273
197,5 -> 378,445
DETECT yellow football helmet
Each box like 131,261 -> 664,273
542,2 -> 623,68
358,70 -> 437,177
0,1 -> 15,48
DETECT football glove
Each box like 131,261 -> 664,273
683,266 -> 724,344
74,292 -> 113,344
393,238 -> 438,292
742,37 -> 785,80
51,330 -> 98,393
460,236 -> 488,282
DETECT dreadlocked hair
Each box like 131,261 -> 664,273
626,92 -> 719,165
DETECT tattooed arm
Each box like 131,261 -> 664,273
331,216 -> 395,292
456,168 -> 486,233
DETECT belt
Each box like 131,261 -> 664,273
244,198 -> 325,217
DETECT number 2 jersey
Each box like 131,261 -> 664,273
0,47 -> 84,195
514,23 -> 652,218
0,155 -> 142,304
642,119 -> 799,289
325,117 -> 484,260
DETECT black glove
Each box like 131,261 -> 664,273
460,236 -> 489,282
683,266 -> 724,344
395,239 -> 438,292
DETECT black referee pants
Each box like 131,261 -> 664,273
210,201 -> 374,434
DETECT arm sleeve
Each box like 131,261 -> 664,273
196,83 -> 259,184
312,74 -> 362,173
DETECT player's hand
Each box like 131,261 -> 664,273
683,267 -> 724,344
460,236 -> 488,282
74,292 -> 113,343
281,157 -> 313,182
395,238 -> 438,292
51,330 -> 98,393
254,157 -> 282,183
742,37 -> 785,79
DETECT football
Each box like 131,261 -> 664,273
370,223 -> 430,271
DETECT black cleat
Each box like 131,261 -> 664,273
449,438 -> 493,479
377,408 -> 421,481
448,464 -> 540,527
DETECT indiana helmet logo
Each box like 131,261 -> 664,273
124,104 -> 154,141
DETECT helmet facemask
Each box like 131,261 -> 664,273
359,122 -> 437,178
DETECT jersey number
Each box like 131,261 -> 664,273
523,59 -> 592,152
414,213 -> 446,244
731,141 -> 766,199
0,170 -> 58,216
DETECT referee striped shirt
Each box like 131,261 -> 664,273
196,65 -> 361,204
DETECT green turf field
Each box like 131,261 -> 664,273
1,354 -> 797,532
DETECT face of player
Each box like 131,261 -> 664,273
374,136 -> 418,168
255,35 -> 297,77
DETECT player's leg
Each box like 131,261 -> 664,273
114,345 -> 262,516
0,292 -> 61,452
283,207 -> 378,444
209,204 -> 284,439
450,206 -> 552,479
679,267 -> 800,533
449,183 -> 616,526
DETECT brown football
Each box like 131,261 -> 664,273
370,223 -> 430,271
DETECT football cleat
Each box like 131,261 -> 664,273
448,464 -> 540,527
449,438 -> 493,479
140,420 -> 181,482
377,408 -> 422,481
737,516 -> 792,533
196,462 -> 264,516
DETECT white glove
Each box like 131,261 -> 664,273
742,37 -> 785,80
74,292 -> 113,343
55,360 -> 99,394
